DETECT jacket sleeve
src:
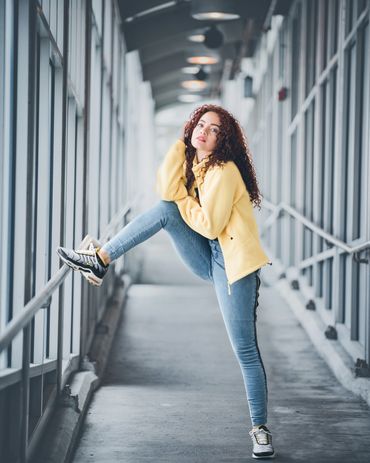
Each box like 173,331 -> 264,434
155,139 -> 188,201
175,163 -> 237,240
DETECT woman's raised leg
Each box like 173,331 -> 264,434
102,200 -> 213,282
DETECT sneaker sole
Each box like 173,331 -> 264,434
252,451 -> 276,459
58,250 -> 103,287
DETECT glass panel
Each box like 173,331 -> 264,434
303,102 -> 315,284
318,80 -> 326,261
306,0 -> 317,93
346,0 -> 355,35
323,257 -> 333,309
331,0 -> 340,58
327,67 -> 337,235
278,27 -> 286,80
0,0 -> 15,367
352,22 -> 369,240
289,130 -> 297,266
343,42 -> 356,242
322,0 -> 329,70
291,2 -> 301,119
357,0 -> 367,16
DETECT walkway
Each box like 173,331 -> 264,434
72,231 -> 370,462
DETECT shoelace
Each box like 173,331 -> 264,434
75,246 -> 99,267
251,427 -> 272,445
76,243 -> 98,255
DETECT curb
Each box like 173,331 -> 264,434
31,273 -> 132,463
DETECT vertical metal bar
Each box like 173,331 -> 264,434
350,261 -> 359,340
7,0 -> 18,370
312,0 -> 324,297
57,0 -> 70,395
108,0 -> 114,224
97,0 -> 105,239
20,0 -> 37,459
365,11 -> 370,367
350,26 -> 364,341
80,0 -> 92,359
46,61 -> 56,358
352,28 -> 362,241
82,0 -> 91,241
332,0 -> 346,324
20,325 -> 31,463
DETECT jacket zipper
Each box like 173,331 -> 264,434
218,233 -> 233,296
227,233 -> 233,295
227,281 -> 231,295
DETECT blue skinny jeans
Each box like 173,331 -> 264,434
102,200 -> 268,426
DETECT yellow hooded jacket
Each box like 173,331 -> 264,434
156,139 -> 272,295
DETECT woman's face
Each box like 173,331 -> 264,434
191,111 -> 221,153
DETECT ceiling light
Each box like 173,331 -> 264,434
178,94 -> 202,103
191,0 -> 240,21
204,25 -> 224,49
195,66 -> 208,81
187,55 -> 219,65
181,66 -> 200,74
188,34 -> 205,43
181,80 -> 208,91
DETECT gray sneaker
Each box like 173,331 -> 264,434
249,425 -> 275,459
57,243 -> 108,286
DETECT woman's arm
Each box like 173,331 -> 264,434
175,163 -> 237,240
155,139 -> 188,201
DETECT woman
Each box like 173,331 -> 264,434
57,104 -> 275,459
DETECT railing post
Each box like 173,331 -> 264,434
80,0 -> 92,361
20,324 -> 31,463
20,0 -> 37,459
56,285 -> 64,395
56,0 -> 70,396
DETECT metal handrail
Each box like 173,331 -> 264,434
261,198 -> 370,257
0,202 -> 134,354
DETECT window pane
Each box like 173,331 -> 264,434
291,2 -> 301,119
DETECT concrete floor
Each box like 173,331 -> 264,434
73,231 -> 370,462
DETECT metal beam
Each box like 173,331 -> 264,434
123,3 -> 213,51
118,0 -> 178,21
139,22 -> 243,65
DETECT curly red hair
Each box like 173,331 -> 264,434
183,104 -> 262,210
